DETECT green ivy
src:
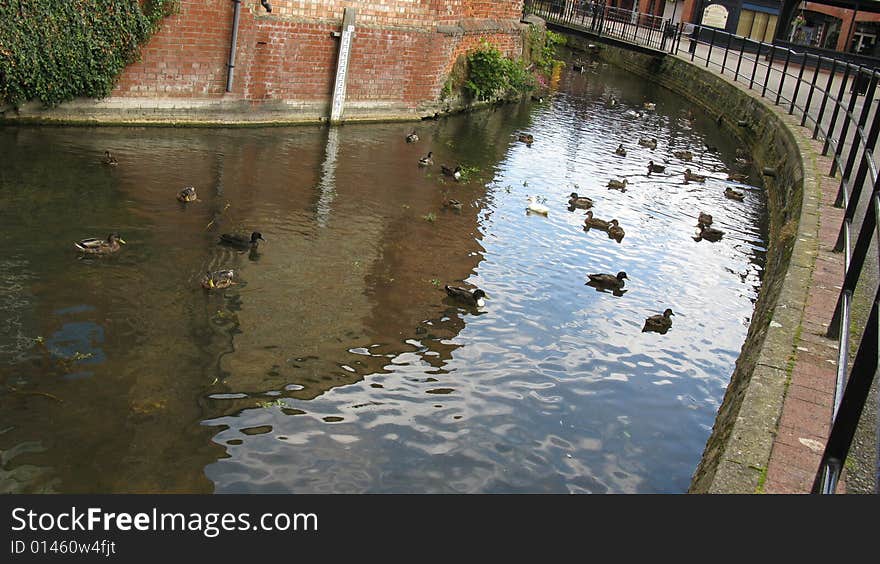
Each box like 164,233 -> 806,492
464,42 -> 534,101
0,0 -> 177,108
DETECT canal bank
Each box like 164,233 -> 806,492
561,32 -> 853,493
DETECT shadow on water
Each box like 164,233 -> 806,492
0,63 -> 767,493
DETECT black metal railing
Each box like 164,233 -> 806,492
523,0 -> 879,494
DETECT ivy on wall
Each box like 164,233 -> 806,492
0,0 -> 177,107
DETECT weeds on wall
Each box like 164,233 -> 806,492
0,0 -> 178,107
464,42 -> 534,101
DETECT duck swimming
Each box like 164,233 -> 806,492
527,196 -> 549,215
684,168 -> 706,183
673,150 -> 693,161
444,199 -> 463,211
727,172 -> 749,182
643,101 -> 656,111
724,187 -> 745,201
647,161 -> 665,174
418,152 -> 434,167
694,224 -> 724,242
406,130 -> 419,143
638,138 -> 657,149
587,271 -> 628,291
615,144 -> 627,157
445,285 -> 487,308
219,231 -> 265,250
201,269 -> 236,290
177,186 -> 198,202
568,192 -> 593,209
698,212 -> 713,226
608,221 -> 625,242
607,178 -> 628,191
584,210 -> 614,230
74,233 -> 126,255
441,165 -> 462,181
642,309 -> 674,334
102,150 -> 118,166
518,133 -> 534,144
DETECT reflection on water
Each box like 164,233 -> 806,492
0,65 -> 767,493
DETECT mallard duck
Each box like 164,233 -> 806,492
568,192 -> 593,209
615,144 -> 627,157
418,152 -> 434,167
584,210 -> 614,230
74,233 -> 126,255
694,224 -> 724,242
698,212 -> 713,227
406,130 -> 419,143
531,94 -> 544,102
518,133 -> 534,144
642,309 -> 674,334
572,62 -> 586,72
102,150 -> 118,166
444,199 -> 463,211
643,101 -> 656,111
724,187 -> 745,201
587,271 -> 628,291
607,178 -> 628,192
441,165 -> 462,181
727,172 -> 749,182
638,138 -> 657,149
201,269 -> 236,290
684,168 -> 706,183
608,221 -> 625,241
445,285 -> 487,307
606,96 -> 618,108
624,110 -> 643,119
219,231 -> 265,250
177,186 -> 198,202
673,150 -> 693,161
526,196 -> 549,215
647,161 -> 665,174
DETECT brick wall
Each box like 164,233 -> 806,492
112,0 -> 525,114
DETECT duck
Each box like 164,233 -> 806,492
219,231 -> 265,250
638,137 -> 657,149
526,196 -> 550,215
673,150 -> 694,161
74,233 -> 126,255
624,110 -> 643,119
724,187 -> 745,201
201,269 -> 236,290
642,309 -> 674,334
587,271 -> 628,291
615,144 -> 627,157
606,96 -> 618,108
441,165 -> 462,181
607,178 -> 628,192
418,152 -> 434,167
704,144 -> 719,153
531,94 -> 544,102
445,285 -> 487,308
444,199 -> 463,211
572,62 -> 586,72
584,210 -> 615,230
727,172 -> 749,182
608,221 -> 625,242
694,224 -> 724,242
102,150 -> 118,166
568,192 -> 594,209
518,133 -> 534,144
406,130 -> 419,143
177,186 -> 198,202
698,212 -> 714,227
643,101 -> 656,111
684,168 -> 706,183
647,160 -> 665,174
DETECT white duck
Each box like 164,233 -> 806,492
526,196 -> 549,216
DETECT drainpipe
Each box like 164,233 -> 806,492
226,0 -> 242,92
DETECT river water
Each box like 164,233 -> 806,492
0,64 -> 767,493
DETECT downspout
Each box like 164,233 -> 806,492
226,0 -> 242,92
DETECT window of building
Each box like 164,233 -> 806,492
736,9 -> 778,42
788,10 -> 841,50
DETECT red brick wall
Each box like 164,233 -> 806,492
113,0 -> 525,111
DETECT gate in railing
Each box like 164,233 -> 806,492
523,0 -> 880,494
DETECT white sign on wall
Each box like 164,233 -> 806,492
701,4 -> 729,29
